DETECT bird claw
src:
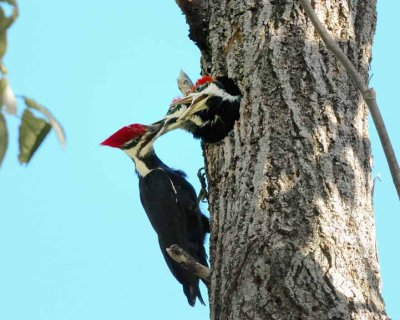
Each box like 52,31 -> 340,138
197,167 -> 208,204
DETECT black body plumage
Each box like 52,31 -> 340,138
184,95 -> 240,143
136,152 -> 209,306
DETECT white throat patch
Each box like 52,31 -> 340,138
124,142 -> 153,177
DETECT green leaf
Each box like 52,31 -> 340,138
19,109 -> 51,164
0,77 -> 7,106
23,96 -> 66,147
0,111 -> 7,166
0,7 -> 7,58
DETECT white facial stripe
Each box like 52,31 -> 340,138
124,142 -> 140,158
123,134 -> 155,177
197,83 -> 240,103
133,156 -> 152,176
124,145 -> 152,177
138,138 -> 154,157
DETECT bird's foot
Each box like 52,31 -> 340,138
197,167 -> 208,204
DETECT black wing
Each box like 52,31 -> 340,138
139,168 -> 208,306
167,169 -> 209,268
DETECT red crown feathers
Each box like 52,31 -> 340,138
100,123 -> 148,148
190,75 -> 215,92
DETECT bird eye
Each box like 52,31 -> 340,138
195,83 -> 209,92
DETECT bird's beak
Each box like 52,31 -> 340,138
148,117 -> 179,138
149,119 -> 165,128
146,121 -> 165,137
170,93 -> 208,107
138,121 -> 165,149
170,95 -> 193,106
143,92 -> 210,142
175,94 -> 209,121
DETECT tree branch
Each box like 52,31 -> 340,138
298,0 -> 400,199
175,0 -> 209,51
176,69 -> 194,96
166,244 -> 210,283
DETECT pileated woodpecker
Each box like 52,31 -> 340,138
159,75 -> 241,143
101,123 -> 209,306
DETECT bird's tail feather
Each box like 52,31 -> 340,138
184,282 -> 205,306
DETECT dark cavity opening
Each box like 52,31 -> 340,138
216,76 -> 242,97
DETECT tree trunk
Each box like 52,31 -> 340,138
178,0 -> 387,318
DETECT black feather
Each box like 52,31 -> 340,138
139,165 -> 208,306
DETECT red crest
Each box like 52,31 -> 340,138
100,123 -> 148,148
190,75 -> 215,92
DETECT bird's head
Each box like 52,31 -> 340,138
167,75 -> 226,120
100,123 -> 159,152
190,75 -> 217,94
133,76 -> 241,143
149,76 -> 223,139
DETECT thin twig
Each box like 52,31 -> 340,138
298,0 -> 400,199
166,244 -> 210,283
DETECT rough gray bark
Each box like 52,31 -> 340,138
299,0 -> 400,199
179,0 -> 387,319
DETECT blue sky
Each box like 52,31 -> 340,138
0,1 -> 398,319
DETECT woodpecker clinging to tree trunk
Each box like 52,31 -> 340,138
157,75 -> 242,143
101,123 -> 209,306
